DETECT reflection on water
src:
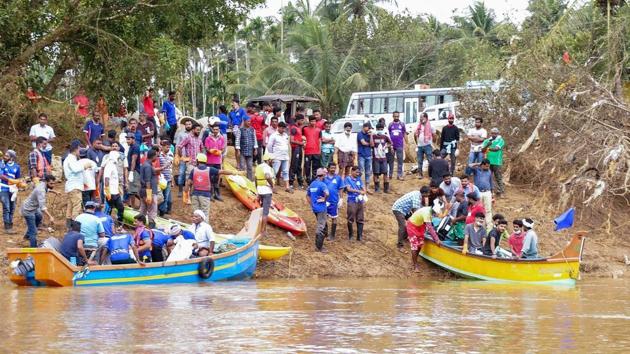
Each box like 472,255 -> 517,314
1,279 -> 629,352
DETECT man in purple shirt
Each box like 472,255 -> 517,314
388,111 -> 406,180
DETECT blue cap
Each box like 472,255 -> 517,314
84,201 -> 98,209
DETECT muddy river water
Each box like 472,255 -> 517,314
1,278 -> 628,352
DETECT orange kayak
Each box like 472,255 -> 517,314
224,163 -> 307,235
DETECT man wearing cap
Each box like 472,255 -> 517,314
521,218 -> 538,259
64,140 -> 90,228
28,136 -> 51,182
482,127 -> 505,197
189,209 -> 215,257
0,150 -> 21,234
187,153 -> 241,220
255,153 -> 275,235
345,166 -> 367,242
306,168 -> 329,252
234,116 -> 258,180
75,201 -> 106,255
406,203 -> 442,272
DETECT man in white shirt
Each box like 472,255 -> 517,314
414,113 -> 435,179
188,209 -> 215,257
29,113 -> 56,164
103,150 -> 124,224
63,140 -> 88,229
334,122 -> 358,178
267,122 -> 291,192
465,117 -> 488,176
78,149 -> 98,207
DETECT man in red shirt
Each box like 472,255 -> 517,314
313,109 -> 326,130
247,102 -> 266,165
465,192 -> 485,225
73,88 -> 90,117
143,88 -> 155,119
289,114 -> 305,189
303,115 -> 322,183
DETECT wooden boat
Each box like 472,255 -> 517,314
7,210 -> 264,287
223,162 -> 307,235
420,232 -> 586,285
121,208 -> 291,261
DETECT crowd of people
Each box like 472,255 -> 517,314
5,87 -> 518,269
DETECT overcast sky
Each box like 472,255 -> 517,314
256,0 -> 531,24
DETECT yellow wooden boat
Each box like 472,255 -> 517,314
420,232 -> 586,285
257,245 -> 291,261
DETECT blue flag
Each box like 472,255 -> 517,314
554,208 -> 575,231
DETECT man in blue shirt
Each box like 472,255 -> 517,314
162,91 -> 178,143
0,150 -> 21,234
356,122 -> 373,187
217,105 -> 230,135
94,203 -> 115,237
345,166 -> 367,241
151,229 -> 171,262
470,158 -> 494,227
75,201 -> 106,249
83,114 -> 104,147
324,162 -> 344,241
108,233 -> 143,265
306,168 -> 329,252
229,98 -> 247,130
59,220 -> 93,266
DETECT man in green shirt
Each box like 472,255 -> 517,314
482,127 -> 505,197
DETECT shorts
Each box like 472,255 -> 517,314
338,151 -> 355,169
406,221 -> 426,251
128,171 -> 141,195
373,159 -> 387,175
259,193 -> 272,217
326,201 -> 338,218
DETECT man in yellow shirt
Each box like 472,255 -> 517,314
406,203 -> 442,272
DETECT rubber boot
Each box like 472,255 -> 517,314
329,223 -> 337,241
323,223 -> 329,240
357,223 -> 364,242
214,186 -> 223,201
178,185 -> 183,198
347,222 -> 354,241
384,181 -> 390,194
374,180 -> 380,193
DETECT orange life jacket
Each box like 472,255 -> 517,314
35,150 -> 51,178
192,167 -> 211,192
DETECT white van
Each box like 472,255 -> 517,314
406,102 -> 459,134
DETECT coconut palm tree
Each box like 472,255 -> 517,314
455,1 -> 497,41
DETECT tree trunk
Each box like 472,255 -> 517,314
2,25 -> 76,76
42,54 -> 75,97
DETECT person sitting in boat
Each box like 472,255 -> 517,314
406,202 -> 442,273
165,224 -> 196,254
482,218 -> 507,258
427,181 -> 448,212
75,201 -> 106,262
189,209 -> 215,257
447,190 -> 467,243
59,220 -> 95,266
465,193 -> 485,225
108,233 -> 144,265
492,214 -> 510,242
521,218 -> 539,259
463,212 -> 487,255
150,228 -> 171,262
133,213 -> 153,262
508,219 -> 525,258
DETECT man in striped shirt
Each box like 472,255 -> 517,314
158,139 -> 174,216
392,190 -> 422,252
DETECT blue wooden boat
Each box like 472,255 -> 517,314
7,209 -> 263,287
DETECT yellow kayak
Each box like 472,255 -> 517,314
258,245 -> 292,261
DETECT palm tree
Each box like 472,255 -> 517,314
455,1 -> 497,41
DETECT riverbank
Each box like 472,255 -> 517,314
1,159 -> 628,283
